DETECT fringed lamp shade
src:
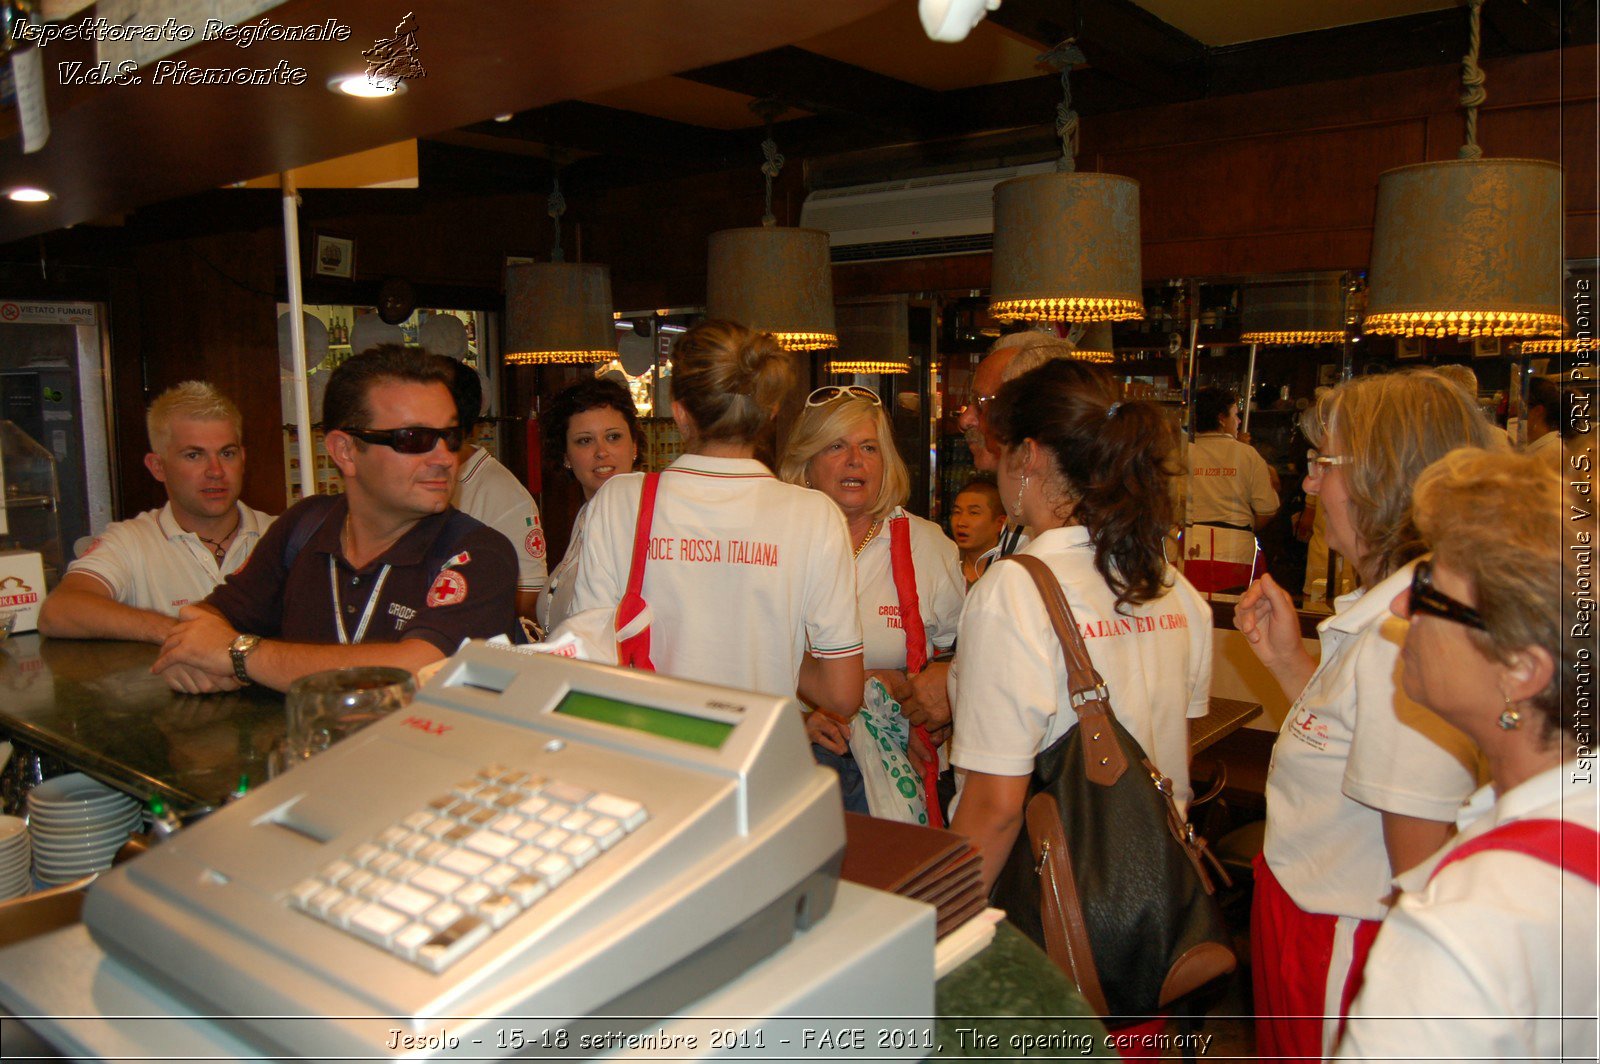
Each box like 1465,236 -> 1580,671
990,172 -> 1144,324
1241,275 -> 1346,345
1520,338 -> 1596,354
504,262 -> 616,364
827,299 -> 910,375
1069,321 -> 1116,363
1364,158 -> 1565,339
707,227 -> 837,351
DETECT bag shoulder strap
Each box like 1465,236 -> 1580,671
887,513 -> 943,828
1429,818 -> 1600,886
887,514 -> 927,675
1002,554 -> 1127,787
626,473 -> 661,599
282,493 -> 340,570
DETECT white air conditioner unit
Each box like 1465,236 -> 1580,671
800,162 -> 1056,264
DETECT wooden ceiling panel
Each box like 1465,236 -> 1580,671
1134,0 -> 1459,47
798,2 -> 1045,90
581,77 -> 811,130
0,0 -> 897,244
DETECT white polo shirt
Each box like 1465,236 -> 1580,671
1263,561 -> 1484,922
1525,429 -> 1564,471
1187,433 -> 1279,527
455,448 -> 548,596
855,508 -> 964,671
1338,764 -> 1598,1063
571,454 -> 863,698
536,499 -> 591,636
950,525 -> 1213,808
66,502 -> 273,616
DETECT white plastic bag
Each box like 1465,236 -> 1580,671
848,677 -> 929,825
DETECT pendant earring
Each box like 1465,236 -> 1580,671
1497,695 -> 1522,731
1011,475 -> 1029,521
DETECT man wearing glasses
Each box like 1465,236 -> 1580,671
153,345 -> 521,693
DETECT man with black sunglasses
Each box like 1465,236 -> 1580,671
153,345 -> 521,693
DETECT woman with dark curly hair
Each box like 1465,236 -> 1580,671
535,378 -> 642,634
948,358 -> 1213,894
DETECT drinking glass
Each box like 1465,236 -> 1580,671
269,667 -> 416,778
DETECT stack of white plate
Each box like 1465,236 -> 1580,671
0,816 -> 30,899
26,774 -> 141,886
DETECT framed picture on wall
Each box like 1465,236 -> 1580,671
1397,335 -> 1424,360
1473,336 -> 1502,358
314,233 -> 356,280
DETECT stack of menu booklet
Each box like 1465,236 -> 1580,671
840,813 -> 988,940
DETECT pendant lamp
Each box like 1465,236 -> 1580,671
827,298 -> 910,375
1066,321 -> 1116,364
1364,0 -> 1564,339
705,100 -> 837,351
1241,274 -> 1348,345
504,168 -> 616,365
990,41 -> 1143,325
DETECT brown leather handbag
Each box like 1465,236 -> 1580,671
992,554 -> 1236,1018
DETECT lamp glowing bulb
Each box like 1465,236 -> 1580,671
7,188 -> 52,203
329,74 -> 406,98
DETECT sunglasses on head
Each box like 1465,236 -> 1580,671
1408,558 -> 1486,630
342,426 -> 464,454
806,385 -> 881,408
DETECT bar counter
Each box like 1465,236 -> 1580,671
0,633 -> 1259,820
0,634 -> 283,818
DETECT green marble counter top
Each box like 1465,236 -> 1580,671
0,635 -> 283,816
935,922 -> 1111,1057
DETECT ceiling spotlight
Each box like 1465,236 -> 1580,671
329,73 -> 407,98
7,188 -> 53,203
494,113 -> 514,123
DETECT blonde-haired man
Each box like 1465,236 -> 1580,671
38,382 -> 273,643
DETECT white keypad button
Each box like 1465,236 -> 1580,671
587,793 -> 648,831
288,765 -> 646,974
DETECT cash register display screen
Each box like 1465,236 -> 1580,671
554,691 -> 734,750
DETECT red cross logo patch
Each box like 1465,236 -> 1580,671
525,526 -> 546,559
426,569 -> 469,608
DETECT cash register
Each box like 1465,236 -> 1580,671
56,644 -> 931,1061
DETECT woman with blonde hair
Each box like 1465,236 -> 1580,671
1235,370 -> 1493,1059
778,386 -> 964,809
1337,448 -> 1594,1062
569,320 -> 864,725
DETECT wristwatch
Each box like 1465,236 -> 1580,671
229,633 -> 262,686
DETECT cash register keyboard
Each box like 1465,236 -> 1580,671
285,764 -> 649,973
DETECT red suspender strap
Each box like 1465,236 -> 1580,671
888,516 -> 928,674
1428,819 -> 1600,885
1339,818 -> 1598,1037
888,514 -> 943,828
615,472 -> 660,671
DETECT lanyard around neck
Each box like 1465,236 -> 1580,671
329,555 -> 392,645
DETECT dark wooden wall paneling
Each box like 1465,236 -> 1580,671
120,231 -> 283,518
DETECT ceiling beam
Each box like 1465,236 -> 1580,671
460,102 -> 747,169
677,46 -> 937,129
1201,8 -> 1563,98
988,0 -> 1205,104
1482,0 -> 1564,51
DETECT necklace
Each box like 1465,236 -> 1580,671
197,516 -> 241,565
853,520 -> 880,559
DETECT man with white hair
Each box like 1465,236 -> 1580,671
39,382 -> 273,643
955,327 -> 1059,472
905,329 -> 1073,745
